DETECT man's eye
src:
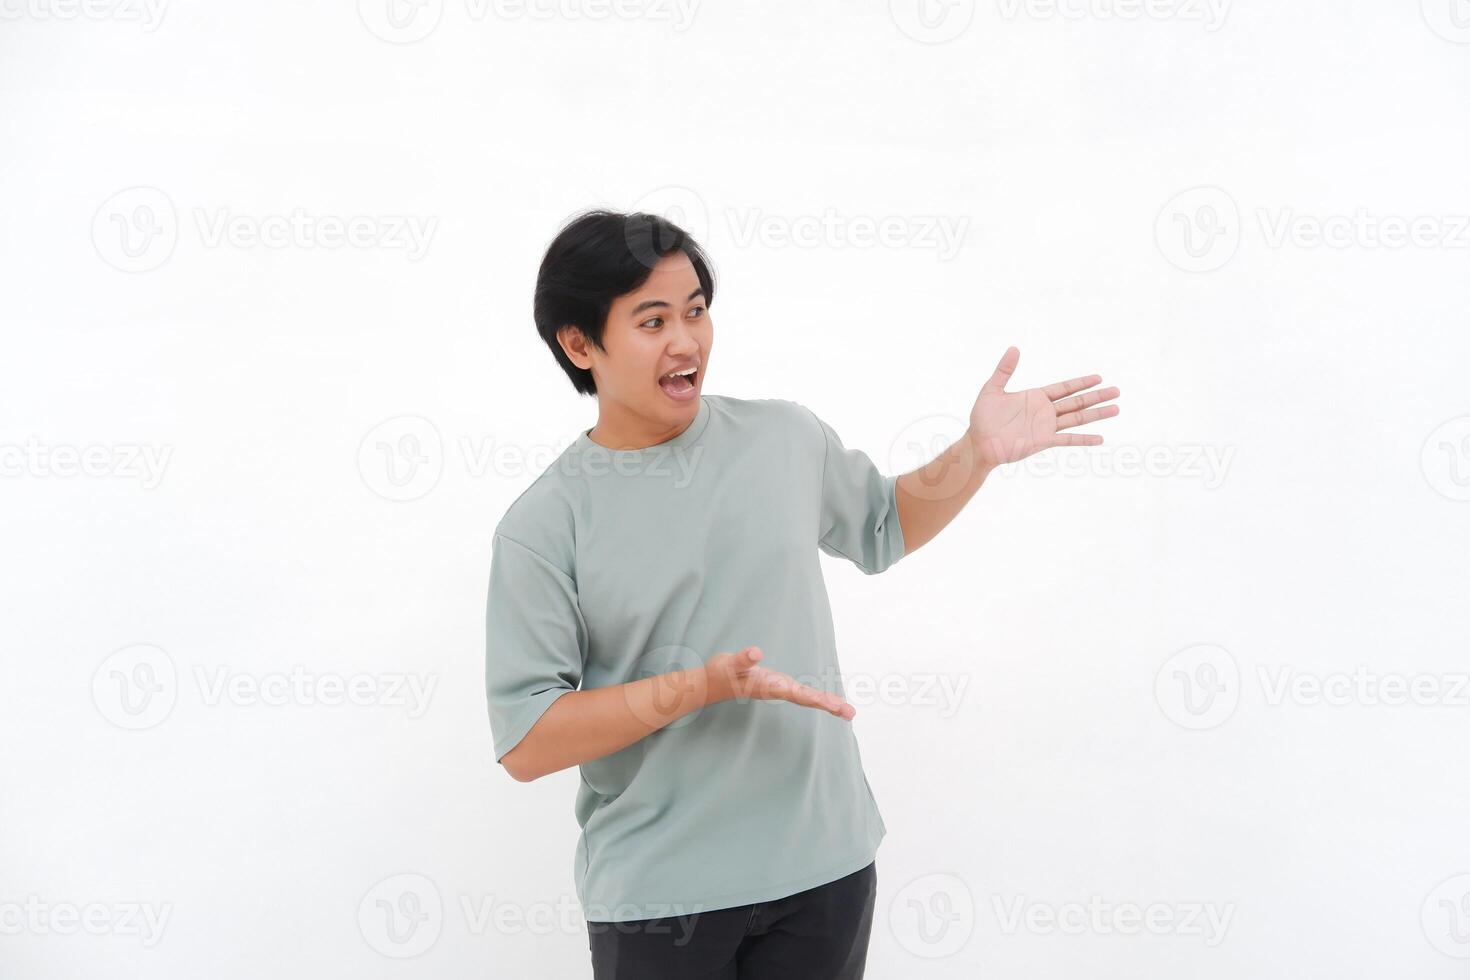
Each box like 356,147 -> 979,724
688,306 -> 706,318
641,317 -> 663,329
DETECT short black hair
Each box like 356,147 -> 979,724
533,208 -> 717,396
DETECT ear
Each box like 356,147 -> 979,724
557,325 -> 592,370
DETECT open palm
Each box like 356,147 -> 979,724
706,647 -> 856,721
969,346 -> 1120,469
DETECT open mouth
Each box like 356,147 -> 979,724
658,367 -> 699,397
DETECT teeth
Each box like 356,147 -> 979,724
664,367 -> 697,378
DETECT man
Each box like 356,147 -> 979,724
485,209 -> 1120,978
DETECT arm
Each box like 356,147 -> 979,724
499,666 -> 712,782
501,647 -> 855,783
894,346 -> 1121,555
488,532 -> 857,782
894,435 -> 994,555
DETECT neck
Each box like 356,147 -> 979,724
587,399 -> 698,450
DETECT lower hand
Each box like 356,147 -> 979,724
705,647 -> 856,721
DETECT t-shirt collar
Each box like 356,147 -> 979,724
576,395 -> 710,455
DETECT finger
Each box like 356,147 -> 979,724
782,682 -> 830,710
1056,404 -> 1119,430
825,693 -> 855,719
1051,385 -> 1119,416
981,346 -> 1020,395
791,685 -> 854,719
760,671 -> 796,698
818,691 -> 854,720
1042,374 -> 1102,401
1050,432 -> 1103,447
727,646 -> 763,684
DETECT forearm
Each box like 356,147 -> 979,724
894,429 -> 994,554
500,667 -> 718,782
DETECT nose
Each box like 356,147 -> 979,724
666,317 -> 700,357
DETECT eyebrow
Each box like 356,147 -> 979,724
630,287 -> 705,317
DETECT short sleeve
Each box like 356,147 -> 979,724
801,405 -> 908,575
485,532 -> 587,764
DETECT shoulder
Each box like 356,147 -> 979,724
492,448 -> 580,577
707,393 -> 822,441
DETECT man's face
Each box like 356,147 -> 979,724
567,251 -> 712,427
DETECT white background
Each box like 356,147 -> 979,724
3,1 -> 1469,977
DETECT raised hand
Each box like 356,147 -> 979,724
968,346 -> 1120,469
705,647 -> 856,721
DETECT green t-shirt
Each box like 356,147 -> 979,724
484,393 -> 906,922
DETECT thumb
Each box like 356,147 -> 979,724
717,646 -> 761,677
981,345 -> 1020,395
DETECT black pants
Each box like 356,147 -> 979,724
587,862 -> 877,979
